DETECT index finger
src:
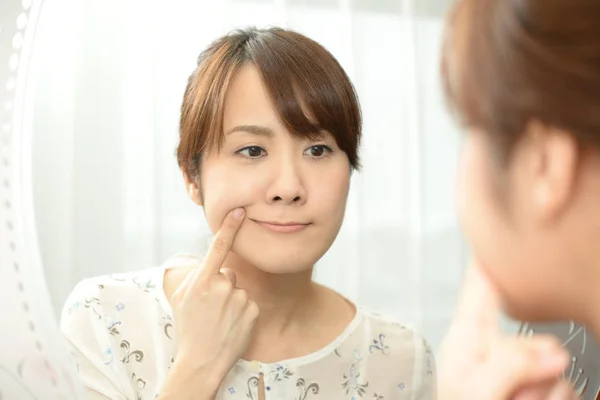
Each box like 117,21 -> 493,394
197,208 -> 245,280
453,260 -> 503,337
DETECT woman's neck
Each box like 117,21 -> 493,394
587,288 -> 600,343
224,251 -> 320,336
578,258 -> 600,343
223,252 -> 356,364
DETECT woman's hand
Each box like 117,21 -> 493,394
159,208 -> 259,399
438,263 -> 577,400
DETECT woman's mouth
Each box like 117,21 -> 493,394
250,219 -> 310,233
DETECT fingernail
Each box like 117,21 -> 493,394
540,351 -> 569,370
233,208 -> 245,219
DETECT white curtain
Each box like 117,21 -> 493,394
30,0 -> 468,353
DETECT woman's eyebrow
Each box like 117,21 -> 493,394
225,125 -> 274,137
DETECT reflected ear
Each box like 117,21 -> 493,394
181,168 -> 202,206
527,121 -> 578,222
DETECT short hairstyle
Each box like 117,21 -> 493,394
177,27 -> 362,179
442,0 -> 600,163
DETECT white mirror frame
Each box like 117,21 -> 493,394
0,0 -> 83,398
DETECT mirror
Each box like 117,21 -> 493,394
0,0 -> 598,398
28,0 -> 467,352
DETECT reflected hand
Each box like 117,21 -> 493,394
438,263 -> 576,400
513,381 -> 579,400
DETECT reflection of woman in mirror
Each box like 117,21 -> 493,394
60,27 -> 435,399
437,0 -> 600,399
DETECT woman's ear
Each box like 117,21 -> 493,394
181,168 -> 202,206
523,121 -> 578,225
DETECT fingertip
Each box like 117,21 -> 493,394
232,208 -> 245,220
454,264 -> 502,331
538,349 -> 570,373
248,300 -> 260,315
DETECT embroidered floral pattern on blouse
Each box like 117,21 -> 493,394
342,362 -> 369,397
369,334 -> 390,355
60,264 -> 437,400
296,378 -> 320,399
120,340 -> 144,364
271,365 -> 294,382
158,315 -> 173,340
103,347 -> 114,365
246,376 -> 259,399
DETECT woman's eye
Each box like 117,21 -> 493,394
304,145 -> 332,158
238,146 -> 266,158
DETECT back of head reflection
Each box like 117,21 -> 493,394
439,1 -> 600,399
444,0 -> 600,329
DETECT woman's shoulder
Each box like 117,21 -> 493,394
336,306 -> 436,393
63,266 -> 163,306
65,253 -> 202,300
357,307 -> 433,354
59,268 -> 162,335
358,307 -> 418,332
60,253 -> 203,322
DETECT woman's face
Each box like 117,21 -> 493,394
191,64 -> 351,274
456,127 -> 598,322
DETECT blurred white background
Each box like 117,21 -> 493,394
30,0 -> 468,353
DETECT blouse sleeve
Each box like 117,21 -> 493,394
59,280 -> 132,400
411,333 -> 437,400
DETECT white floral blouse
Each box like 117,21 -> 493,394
60,255 -> 437,400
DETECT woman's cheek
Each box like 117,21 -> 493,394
456,135 -> 498,266
456,143 -> 475,238
202,171 -> 261,233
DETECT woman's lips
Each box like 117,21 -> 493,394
251,219 -> 310,233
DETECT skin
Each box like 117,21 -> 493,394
456,125 -> 600,325
439,119 -> 600,399
160,64 -> 356,399
198,64 -> 351,276
439,1 -> 600,396
159,209 -> 257,400
458,121 -> 600,332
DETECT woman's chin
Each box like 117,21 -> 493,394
501,295 -> 568,324
232,239 -> 330,275
248,258 -> 316,275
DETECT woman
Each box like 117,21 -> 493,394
437,0 -> 600,399
60,27 -> 435,399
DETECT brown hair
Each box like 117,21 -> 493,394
177,27 -> 362,179
441,0 -> 600,163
